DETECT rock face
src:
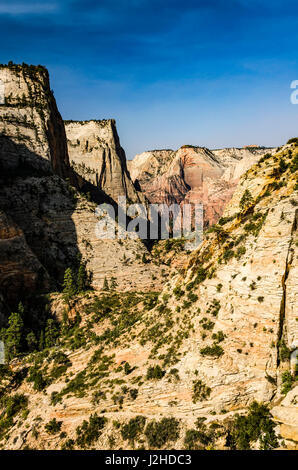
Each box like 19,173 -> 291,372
0,209 -> 49,322
2,143 -> 296,450
65,120 -> 144,204
128,146 -> 273,226
119,144 -> 297,424
0,64 -> 69,178
0,64 -> 74,313
0,63 -> 297,451
272,386 -> 298,448
0,64 -> 168,317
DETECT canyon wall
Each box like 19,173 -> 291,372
65,120 -> 145,205
128,146 -> 273,226
0,63 -> 297,451
0,64 -> 166,318
0,64 -> 69,178
2,142 -> 297,450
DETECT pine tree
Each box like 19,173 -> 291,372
26,331 -> 37,352
62,268 -> 77,301
44,319 -> 59,349
77,263 -> 87,292
39,331 -> 44,351
4,310 -> 24,360
17,302 -> 25,317
240,189 -> 253,211
103,277 -> 109,291
110,277 -> 117,290
60,309 -> 70,336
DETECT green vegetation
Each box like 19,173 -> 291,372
0,61 -> 47,75
223,248 -> 234,262
45,418 -> 62,435
121,416 -> 146,443
208,225 -> 229,244
62,268 -> 77,301
212,331 -> 225,343
144,417 -> 180,448
173,286 -> 184,299
200,318 -> 215,331
218,215 -> 235,226
226,401 -> 278,450
240,189 -> 253,211
62,259 -> 92,302
287,137 -> 298,145
281,371 -> 295,395
103,277 -> 109,291
278,340 -> 291,362
146,365 -> 165,380
75,413 -> 106,448
192,379 -> 211,403
187,292 -> 198,303
200,343 -> 224,358
184,419 -> 221,450
184,429 -> 208,450
194,267 -> 207,285
206,299 -> 221,317
181,144 -> 199,149
236,246 -> 246,258
163,238 -> 186,253
1,305 -> 24,361
124,362 -> 133,375
45,319 -> 60,348
27,365 -> 48,391
290,153 -> 298,173
0,394 -> 28,439
0,295 -> 67,361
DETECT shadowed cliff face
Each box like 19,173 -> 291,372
0,65 -> 170,320
0,65 -> 82,315
0,136 -> 81,317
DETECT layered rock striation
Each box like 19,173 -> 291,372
129,145 -> 273,226
2,143 -> 296,450
65,120 -> 145,204
0,64 -> 167,317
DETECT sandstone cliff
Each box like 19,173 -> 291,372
1,142 -> 296,450
0,64 -> 168,318
128,146 -> 273,227
0,63 -> 69,178
65,120 -> 145,205
0,64 -> 74,312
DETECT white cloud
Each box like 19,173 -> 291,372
0,2 -> 58,15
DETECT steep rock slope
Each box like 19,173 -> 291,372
2,143 -> 297,450
129,146 -> 273,226
0,64 -> 168,316
0,63 -> 69,178
0,63 -> 75,311
65,120 -> 145,204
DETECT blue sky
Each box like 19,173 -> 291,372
1,0 -> 298,158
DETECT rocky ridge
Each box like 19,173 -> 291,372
0,141 -> 297,450
0,64 -> 170,318
65,119 -> 145,205
128,146 -> 274,227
